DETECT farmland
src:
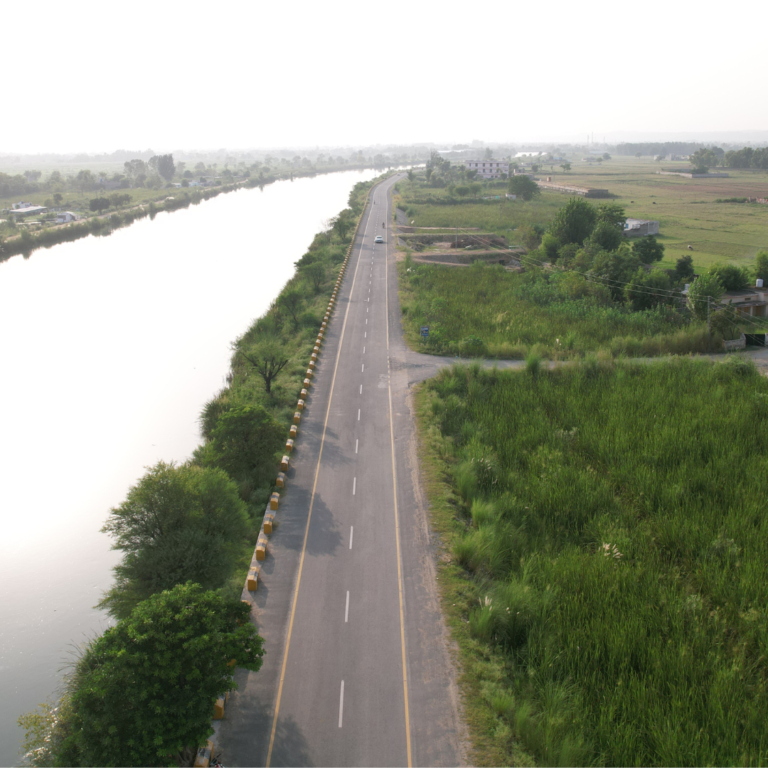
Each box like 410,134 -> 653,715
395,158 -> 768,270
417,358 -> 768,766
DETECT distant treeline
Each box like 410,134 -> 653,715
0,180 -> 267,263
616,142 -> 705,156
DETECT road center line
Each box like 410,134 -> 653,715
362,364 -> 365,372
265,185 -> 374,767
339,681 -> 345,728
363,346 -> 366,354
357,408 -> 360,421
352,477 -> 356,495
355,438 -> 358,454
349,526 -> 354,549
359,384 -> 362,394
345,591 -> 350,622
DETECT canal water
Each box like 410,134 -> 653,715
0,168 -> 383,764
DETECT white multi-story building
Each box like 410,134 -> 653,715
465,160 -> 510,179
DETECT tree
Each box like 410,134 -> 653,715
238,337 -> 290,393
301,261 -> 326,293
332,211 -> 354,240
123,159 -> 147,179
53,192 -> 63,205
541,234 -> 560,261
675,254 -> 695,279
688,273 -> 724,322
602,153 -> 611,161
98,462 -> 249,619
62,584 -> 264,766
548,197 -> 597,245
595,203 -> 626,230
754,251 -> 768,281
631,235 -> 665,263
708,263 -> 750,291
588,220 -> 623,252
277,288 -> 303,325
201,404 -> 284,485
75,169 -> 95,193
147,154 -> 176,182
624,267 -> 673,311
407,169 -> 415,182
588,245 -> 641,301
89,197 -> 110,213
560,162 -> 571,172
507,174 -> 540,201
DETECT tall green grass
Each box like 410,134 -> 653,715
400,260 -> 715,359
422,358 -> 768,765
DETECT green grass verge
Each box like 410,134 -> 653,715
418,357 -> 768,766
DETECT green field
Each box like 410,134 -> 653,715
418,358 -> 768,766
400,260 -> 714,359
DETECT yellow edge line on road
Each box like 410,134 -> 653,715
385,179 -> 414,768
265,192 -> 373,768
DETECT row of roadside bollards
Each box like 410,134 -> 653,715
198,199 -> 368,761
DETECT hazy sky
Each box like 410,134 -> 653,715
4,0 -> 766,154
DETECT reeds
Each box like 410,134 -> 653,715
426,358 -> 768,765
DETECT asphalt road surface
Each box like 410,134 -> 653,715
218,175 -> 466,767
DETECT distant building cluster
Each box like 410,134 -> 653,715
465,161 -> 510,179
623,219 -> 660,237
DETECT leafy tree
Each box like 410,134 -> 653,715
624,267 -> 673,311
631,235 -> 665,263
99,462 -> 249,619
541,233 -> 560,261
53,192 -> 63,205
89,197 -> 110,213
407,169 -> 415,182
238,337 -> 290,394
148,154 -> 176,182
332,211 -> 354,240
588,245 -> 641,301
301,261 -> 326,293
123,159 -> 147,179
595,203 -> 626,230
507,174 -> 540,201
560,162 -> 571,172
24,169 -> 42,181
688,273 -> 724,321
754,251 -> 768,282
201,404 -> 284,485
548,197 -> 597,245
277,288 -> 303,325
602,153 -> 611,161
675,254 -> 695,279
708,263 -> 750,291
61,584 -> 264,766
588,221 -> 623,252
75,169 -> 95,193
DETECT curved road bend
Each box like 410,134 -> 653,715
218,175 -> 466,767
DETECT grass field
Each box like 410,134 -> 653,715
399,260 -> 714,359
418,358 -> 768,766
395,159 -> 768,271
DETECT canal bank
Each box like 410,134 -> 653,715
0,168 -> 386,765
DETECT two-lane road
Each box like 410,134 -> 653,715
219,175 -> 464,767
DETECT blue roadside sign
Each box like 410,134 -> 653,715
420,326 -> 429,338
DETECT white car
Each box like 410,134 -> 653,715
374,235 -> 384,244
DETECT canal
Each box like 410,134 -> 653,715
0,168 -> 384,763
